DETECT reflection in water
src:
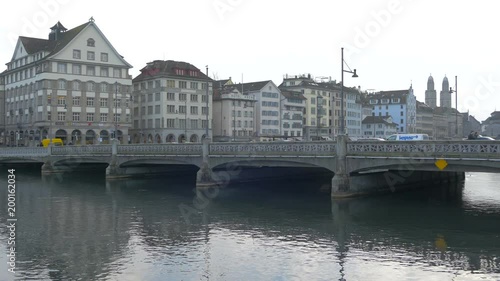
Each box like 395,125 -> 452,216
0,170 -> 499,280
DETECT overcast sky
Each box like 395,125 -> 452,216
1,0 -> 499,121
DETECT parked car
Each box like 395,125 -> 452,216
466,135 -> 495,140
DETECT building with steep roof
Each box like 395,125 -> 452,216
367,86 -> 417,134
361,116 -> 398,138
1,19 -> 133,146
482,111 -> 500,138
131,60 -> 212,143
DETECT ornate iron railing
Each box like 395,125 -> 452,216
51,145 -> 112,155
349,141 -> 500,157
0,147 -> 50,157
117,144 -> 202,155
209,141 -> 336,156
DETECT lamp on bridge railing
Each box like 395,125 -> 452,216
449,76 -> 458,138
340,47 -> 358,136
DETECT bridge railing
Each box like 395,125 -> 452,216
0,147 -> 50,157
117,144 -> 203,155
349,141 -> 500,157
209,141 -> 336,156
51,145 -> 112,156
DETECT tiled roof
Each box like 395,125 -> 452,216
18,22 -> 90,56
133,60 -> 212,82
230,80 -> 271,93
362,116 -> 398,126
417,100 -> 433,113
433,106 -> 460,115
280,89 -> 306,100
213,79 -> 231,90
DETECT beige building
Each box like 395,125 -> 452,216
131,60 -> 212,143
1,19 -> 133,145
280,89 -> 306,138
416,101 -> 434,136
212,84 -> 256,141
280,75 -> 333,140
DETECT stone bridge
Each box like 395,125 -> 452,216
1,136 -> 499,197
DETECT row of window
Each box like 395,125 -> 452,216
58,63 -> 122,77
134,118 -> 208,129
262,101 -> 279,107
46,112 -> 128,122
262,92 -> 279,98
73,49 -> 108,62
262,120 -> 279,125
46,96 -> 128,107
231,120 -> 254,128
135,105 -> 209,115
145,92 -> 209,103
374,105 -> 405,110
231,110 -> 254,117
370,98 -> 401,104
134,80 -> 209,91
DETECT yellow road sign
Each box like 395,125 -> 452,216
435,159 -> 448,170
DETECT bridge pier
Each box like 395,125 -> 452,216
105,140 -> 129,179
331,135 -> 353,197
196,138 -> 220,189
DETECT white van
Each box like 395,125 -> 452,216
386,134 -> 429,141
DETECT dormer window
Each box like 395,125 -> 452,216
392,98 -> 400,103
381,98 -> 389,104
175,69 -> 186,76
369,99 -> 378,104
87,38 -> 95,47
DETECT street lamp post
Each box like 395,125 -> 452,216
114,82 -> 118,143
449,75 -> 458,137
205,65 -> 209,140
340,47 -> 358,135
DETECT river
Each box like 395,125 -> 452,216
1,169 -> 500,280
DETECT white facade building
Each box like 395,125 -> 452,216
1,19 -> 133,146
361,116 -> 398,138
213,85 -> 256,141
233,81 -> 281,140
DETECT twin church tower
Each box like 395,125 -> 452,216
425,75 -> 452,109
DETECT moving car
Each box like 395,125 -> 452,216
386,134 -> 430,141
466,135 -> 495,140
